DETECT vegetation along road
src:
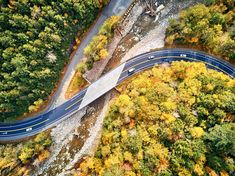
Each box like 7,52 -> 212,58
0,49 -> 234,142
47,0 -> 133,110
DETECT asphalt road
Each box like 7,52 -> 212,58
0,49 -> 234,142
47,0 -> 133,111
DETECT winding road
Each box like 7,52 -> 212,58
47,0 -> 133,110
0,49 -> 234,142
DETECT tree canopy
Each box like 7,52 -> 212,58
0,0 -> 108,121
0,131 -> 52,176
77,61 -> 235,176
165,0 -> 235,60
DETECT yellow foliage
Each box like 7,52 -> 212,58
171,61 -> 207,79
178,89 -> 196,106
28,98 -> 44,113
179,78 -> 202,96
115,94 -> 134,116
124,151 -> 133,163
178,167 -> 192,176
156,158 -> 169,173
133,162 -> 140,170
99,15 -> 120,36
160,113 -> 176,124
125,171 -> 136,176
197,155 -> 206,164
75,37 -> 80,45
130,75 -> 152,90
77,61 -> 234,175
19,147 -> 34,164
146,143 -> 169,160
80,157 -> 94,173
207,69 -> 230,81
129,89 -> 140,97
206,83 -> 214,91
227,79 -> 235,87
147,125 -> 158,137
17,166 -> 30,176
93,158 -> 103,173
190,127 -> 205,138
121,128 -> 128,139
0,158 -> 15,170
137,150 -> 143,160
101,145 -> 111,157
99,48 -> 109,59
102,131 -> 115,145
96,35 -> 108,50
160,101 -> 177,112
220,170 -> 229,176
166,34 -> 176,45
34,131 -> 50,143
194,164 -> 204,176
128,109 -> 136,118
139,128 -> 151,144
0,158 -> 8,169
104,154 -> 121,167
153,143 -> 169,159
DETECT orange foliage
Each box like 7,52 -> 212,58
38,150 -> 50,162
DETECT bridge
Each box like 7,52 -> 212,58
0,49 -> 234,142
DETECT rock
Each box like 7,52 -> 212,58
119,45 -> 126,52
192,110 -> 198,117
133,36 -> 140,41
169,81 -> 178,88
145,10 -> 151,14
154,14 -> 159,23
156,4 -> 165,13
172,112 -> 180,118
155,2 -> 158,7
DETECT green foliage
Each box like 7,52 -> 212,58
204,0 -> 216,6
166,0 -> 235,60
78,61 -> 235,175
0,0 -> 108,121
205,123 -> 235,156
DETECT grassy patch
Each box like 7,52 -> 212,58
65,72 -> 88,99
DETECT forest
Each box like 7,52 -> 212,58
165,0 -> 235,60
0,131 -> 52,176
0,0 -> 109,122
78,61 -> 235,176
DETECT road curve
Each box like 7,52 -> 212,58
0,49 -> 234,142
45,0 -> 133,111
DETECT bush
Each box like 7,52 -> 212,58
165,1 -> 235,60
84,16 -> 119,63
205,123 -> 235,156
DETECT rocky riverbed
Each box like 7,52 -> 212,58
32,0 -> 201,175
